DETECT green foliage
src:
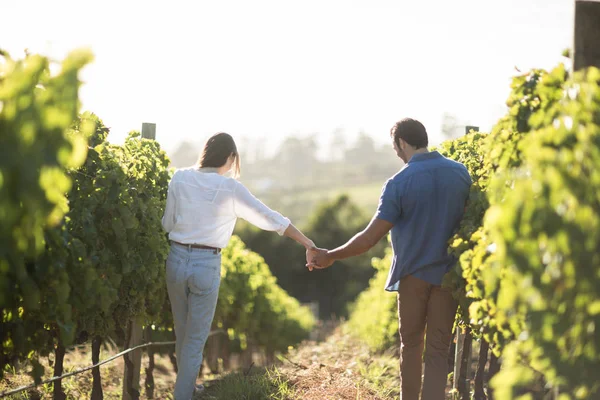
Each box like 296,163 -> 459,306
63,119 -> 171,344
346,249 -> 398,352
442,64 -> 570,354
435,132 -> 489,328
488,67 -> 600,398
107,131 -> 171,337
0,50 -> 93,378
217,236 -> 315,353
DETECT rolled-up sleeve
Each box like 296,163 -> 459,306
161,178 -> 177,233
375,179 -> 401,224
233,182 -> 290,235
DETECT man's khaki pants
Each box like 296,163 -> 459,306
398,275 -> 457,400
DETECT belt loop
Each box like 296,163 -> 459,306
187,243 -> 192,252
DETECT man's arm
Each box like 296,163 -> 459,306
307,217 -> 393,270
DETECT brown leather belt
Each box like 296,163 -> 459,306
171,241 -> 221,254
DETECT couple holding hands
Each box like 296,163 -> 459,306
162,118 -> 471,400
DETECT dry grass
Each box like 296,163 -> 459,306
0,342 -> 180,400
277,327 -> 397,400
199,326 -> 399,400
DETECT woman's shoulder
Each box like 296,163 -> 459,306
226,178 -> 253,195
228,177 -> 246,192
171,167 -> 195,180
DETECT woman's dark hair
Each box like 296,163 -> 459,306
197,132 -> 240,178
390,118 -> 428,149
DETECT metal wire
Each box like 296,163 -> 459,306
0,330 -> 224,398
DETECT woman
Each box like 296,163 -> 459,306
161,132 -> 315,400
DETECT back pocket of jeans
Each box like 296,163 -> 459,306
190,262 -> 219,293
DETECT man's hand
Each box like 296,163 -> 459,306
306,248 -> 334,271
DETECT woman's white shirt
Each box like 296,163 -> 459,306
161,167 -> 290,248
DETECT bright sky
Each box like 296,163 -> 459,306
3,0 -> 573,156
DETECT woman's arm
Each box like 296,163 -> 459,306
161,178 -> 177,232
283,224 -> 315,249
233,182 -> 316,249
233,181 -> 291,235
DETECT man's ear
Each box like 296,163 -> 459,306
398,138 -> 407,151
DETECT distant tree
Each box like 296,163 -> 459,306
253,136 -> 267,163
329,128 -> 347,162
344,131 -> 378,165
274,135 -> 319,185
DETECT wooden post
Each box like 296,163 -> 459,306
459,331 -> 473,400
453,328 -> 473,399
141,123 -> 156,140
453,329 -> 463,393
144,327 -> 155,400
474,339 -> 489,400
53,343 -> 66,400
487,352 -> 501,400
573,0 -> 600,71
465,126 -> 479,134
241,338 -> 254,369
220,328 -> 231,371
205,331 -> 221,374
448,331 -> 456,376
91,337 -> 104,400
169,351 -> 179,374
122,320 -> 143,400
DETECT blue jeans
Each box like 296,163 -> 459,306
166,243 -> 221,400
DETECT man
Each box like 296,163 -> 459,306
307,118 -> 472,400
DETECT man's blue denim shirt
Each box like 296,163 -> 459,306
375,151 -> 472,292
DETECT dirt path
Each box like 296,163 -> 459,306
2,327 -> 403,399
200,326 -> 400,399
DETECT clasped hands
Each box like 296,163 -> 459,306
305,246 -> 333,271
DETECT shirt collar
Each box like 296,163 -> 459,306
197,167 -> 220,174
408,151 -> 442,163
